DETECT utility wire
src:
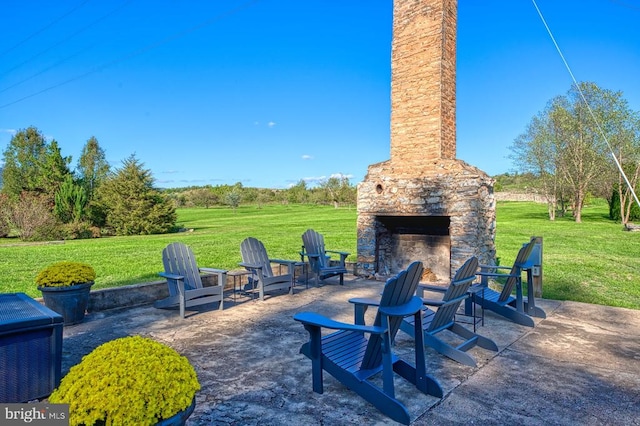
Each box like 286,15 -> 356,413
0,0 -> 91,59
0,45 -> 97,95
531,0 -> 640,208
1,0 -> 134,78
0,0 -> 262,110
609,0 -> 640,12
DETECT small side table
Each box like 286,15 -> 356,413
226,270 -> 252,303
465,282 -> 486,332
293,261 -> 309,289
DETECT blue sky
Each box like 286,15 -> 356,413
1,0 -> 639,189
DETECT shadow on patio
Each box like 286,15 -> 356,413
60,276 -> 640,425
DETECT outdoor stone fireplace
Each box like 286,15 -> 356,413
356,0 -> 496,281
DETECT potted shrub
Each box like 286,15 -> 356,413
36,261 -> 96,325
49,335 -> 200,426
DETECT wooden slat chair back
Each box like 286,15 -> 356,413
155,242 -> 226,318
427,257 -> 478,332
361,260 -> 424,369
496,240 -> 535,303
469,240 -> 541,327
239,237 -> 294,301
294,261 -> 442,425
163,242 -> 202,293
240,237 -> 275,278
301,229 -> 349,285
400,257 -> 498,367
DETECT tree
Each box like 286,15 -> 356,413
6,192 -> 60,241
95,155 -> 176,235
318,175 -> 356,208
54,175 -> 88,223
224,189 -> 241,212
511,110 -> 564,220
510,82 -> 639,222
38,140 -> 72,200
77,136 -> 110,200
0,194 -> 11,237
287,180 -> 309,204
188,187 -> 218,208
1,127 -> 71,202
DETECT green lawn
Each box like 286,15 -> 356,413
1,201 -> 638,309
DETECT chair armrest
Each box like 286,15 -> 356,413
199,267 -> 227,274
421,298 -> 445,307
302,252 -> 322,259
438,294 -> 469,307
378,296 -> 424,318
326,250 -> 349,264
326,250 -> 350,256
418,283 -> 448,292
479,264 -> 511,271
159,272 -> 183,281
348,297 -> 381,307
239,262 -> 262,270
269,258 -> 298,266
476,271 -> 519,279
293,312 -> 386,335
199,268 -> 227,286
349,298 -> 381,325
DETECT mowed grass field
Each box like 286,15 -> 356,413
1,200 -> 639,309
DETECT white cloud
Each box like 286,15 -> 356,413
0,128 -> 17,135
267,121 -> 276,127
301,154 -> 313,160
330,172 -> 353,180
302,176 -> 326,186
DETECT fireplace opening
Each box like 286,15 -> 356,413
375,216 -> 451,282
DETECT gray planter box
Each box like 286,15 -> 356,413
0,293 -> 63,402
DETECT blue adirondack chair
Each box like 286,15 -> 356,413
400,256 -> 499,367
294,261 -> 443,425
301,229 -> 349,285
467,239 -> 545,327
155,242 -> 227,318
239,237 -> 295,301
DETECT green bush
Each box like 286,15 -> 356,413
35,261 -> 96,287
610,189 -> 640,222
49,336 -> 200,426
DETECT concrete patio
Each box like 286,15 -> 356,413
59,276 -> 640,425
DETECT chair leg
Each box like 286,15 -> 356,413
178,280 -> 185,318
450,323 -> 498,352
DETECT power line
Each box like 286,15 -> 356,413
1,0 -> 134,78
0,0 -> 91,59
0,44 -> 97,95
609,0 -> 640,12
531,0 -> 640,208
0,0 -> 262,110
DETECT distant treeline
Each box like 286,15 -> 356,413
162,177 -> 357,209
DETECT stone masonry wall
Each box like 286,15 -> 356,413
390,0 -> 457,170
357,160 -> 496,278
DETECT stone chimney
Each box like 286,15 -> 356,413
390,0 -> 457,169
356,0 -> 496,281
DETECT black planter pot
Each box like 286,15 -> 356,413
38,282 -> 94,325
155,398 -> 196,426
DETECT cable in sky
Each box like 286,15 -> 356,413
0,0 -> 263,110
0,44 -> 97,95
1,0 -> 134,78
0,0 -> 91,59
531,0 -> 640,208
